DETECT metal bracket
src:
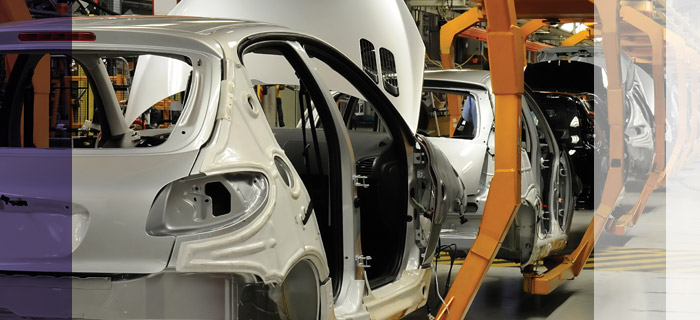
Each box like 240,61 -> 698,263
355,255 -> 372,268
353,175 -> 370,188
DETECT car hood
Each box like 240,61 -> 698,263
130,0 -> 425,133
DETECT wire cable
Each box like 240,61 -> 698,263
425,53 -> 442,68
456,53 -> 476,69
432,261 -> 452,320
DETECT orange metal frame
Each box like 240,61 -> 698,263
609,5 -> 667,235
435,0 -> 626,315
0,0 -> 51,148
561,26 -> 594,46
523,0 -> 625,294
436,1 -> 523,317
438,13 -> 553,137
457,26 -> 554,52
665,32 -> 689,178
439,7 -> 485,136
682,50 -> 700,166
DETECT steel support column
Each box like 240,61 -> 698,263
0,0 -> 49,148
523,0 -> 623,294
664,32 -> 688,179
610,5 -> 666,234
439,7 -> 484,136
436,0 -> 524,317
683,50 -> 700,166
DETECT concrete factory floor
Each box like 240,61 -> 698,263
406,169 -> 683,319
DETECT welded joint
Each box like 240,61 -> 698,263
485,28 -> 525,95
469,235 -> 500,261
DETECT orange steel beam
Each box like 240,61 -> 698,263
0,0 -> 31,22
513,0 -> 595,19
0,0 -> 50,148
631,57 -> 653,64
441,15 -> 552,136
439,13 -> 585,134
620,0 -> 654,12
33,56 -> 50,148
440,7 -> 484,69
561,27 -> 594,46
524,0 -> 624,294
457,25 -> 555,67
609,5 -> 666,234
683,50 -> 700,166
521,19 -> 547,37
680,50 -> 699,166
675,46 -> 699,169
0,0 -> 31,74
457,26 -> 554,52
436,0 -> 523,317
440,7 -> 485,137
521,19 -> 546,63
621,38 -> 652,47
664,32 -> 688,180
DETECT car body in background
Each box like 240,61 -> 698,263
532,46 -> 656,208
525,62 -> 596,208
0,15 -> 467,319
420,69 -> 576,269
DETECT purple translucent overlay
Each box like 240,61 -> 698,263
0,15 -> 73,319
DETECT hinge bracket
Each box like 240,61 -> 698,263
353,175 -> 370,188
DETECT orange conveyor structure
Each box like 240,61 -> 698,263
435,0 -> 700,316
609,4 -> 668,235
433,0 -> 630,318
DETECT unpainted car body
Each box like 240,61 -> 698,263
0,15 -> 466,319
534,46 -> 657,207
421,69 -> 576,268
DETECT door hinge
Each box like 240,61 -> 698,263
355,255 -> 372,268
353,175 -> 370,188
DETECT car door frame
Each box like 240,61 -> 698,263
236,33 -> 451,316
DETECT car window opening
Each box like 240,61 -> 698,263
0,52 -> 193,149
419,89 -> 479,139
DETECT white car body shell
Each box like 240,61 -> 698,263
0,15 -> 458,319
422,69 -> 570,267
